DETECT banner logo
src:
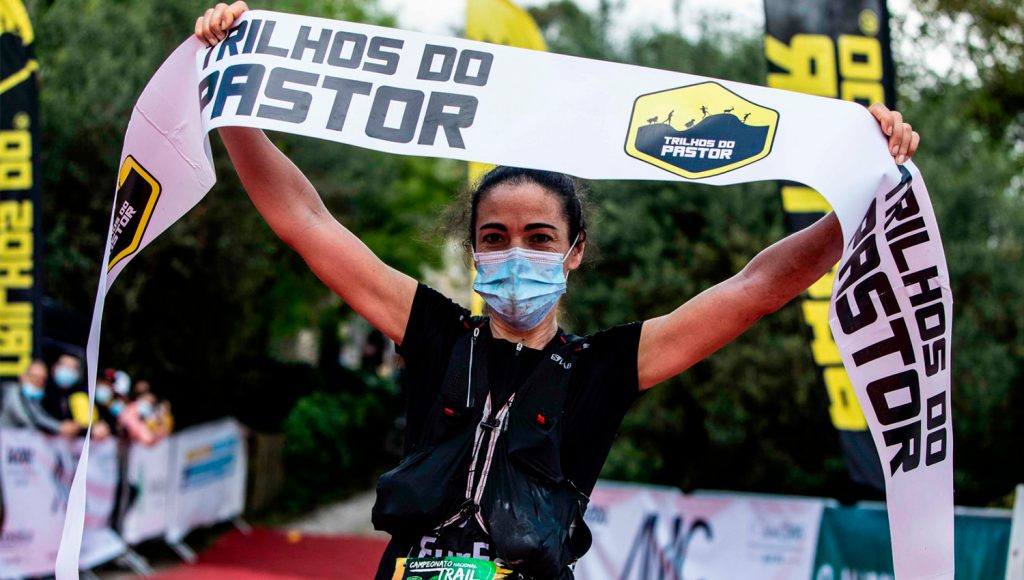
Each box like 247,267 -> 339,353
625,82 -> 779,179
107,155 -> 161,272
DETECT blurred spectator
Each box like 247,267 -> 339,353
114,370 -> 132,398
94,369 -> 123,435
119,389 -> 173,446
131,379 -> 150,398
0,360 -> 78,437
42,354 -> 110,440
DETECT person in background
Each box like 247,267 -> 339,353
119,391 -> 172,445
0,360 -> 79,437
94,368 -> 125,434
131,378 -> 150,399
43,354 -> 110,440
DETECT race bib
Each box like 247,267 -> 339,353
393,556 -> 513,580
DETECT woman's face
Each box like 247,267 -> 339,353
474,182 -> 585,273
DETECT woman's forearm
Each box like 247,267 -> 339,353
741,212 -> 843,315
218,127 -> 331,245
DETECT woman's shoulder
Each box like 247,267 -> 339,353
398,283 -> 473,358
579,320 -> 643,352
412,283 -> 472,323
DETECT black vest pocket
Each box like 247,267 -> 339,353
507,409 -> 564,485
372,426 -> 474,536
483,439 -> 590,579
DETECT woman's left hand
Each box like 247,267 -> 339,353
869,102 -> 920,165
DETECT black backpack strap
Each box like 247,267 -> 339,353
512,330 -> 586,421
412,316 -> 489,450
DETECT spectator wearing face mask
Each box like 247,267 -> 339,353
43,354 -> 111,440
0,360 -> 79,437
94,369 -> 124,432
119,392 -> 166,445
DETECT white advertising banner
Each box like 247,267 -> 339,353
577,481 -> 825,580
0,428 -> 66,577
0,430 -> 124,577
120,438 -> 174,545
73,436 -> 127,569
165,419 -> 247,543
59,10 -> 954,579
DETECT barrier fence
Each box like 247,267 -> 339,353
0,419 -> 1018,578
0,418 -> 246,577
580,481 -> 1015,580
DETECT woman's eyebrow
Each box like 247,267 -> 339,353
479,223 -> 508,231
524,223 -> 558,231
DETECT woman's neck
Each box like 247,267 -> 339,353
487,309 -> 559,350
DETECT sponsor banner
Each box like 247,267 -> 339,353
813,505 -> 1012,580
0,0 -> 42,381
0,430 -> 124,577
577,481 -> 824,579
60,11 -> 954,578
119,437 -> 173,545
69,436 -> 128,569
763,0 -> 897,491
165,418 -> 247,543
0,428 -> 66,577
1009,485 -> 1024,580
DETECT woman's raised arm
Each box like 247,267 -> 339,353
636,104 -> 919,390
200,3 -> 417,344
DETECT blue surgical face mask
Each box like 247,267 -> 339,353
22,383 -> 44,401
473,235 -> 580,331
96,385 -> 113,405
137,401 -> 154,418
54,367 -> 79,388
110,400 -> 124,417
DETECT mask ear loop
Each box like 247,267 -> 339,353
562,232 -> 583,283
561,232 -> 582,264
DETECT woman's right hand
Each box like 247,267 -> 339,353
195,1 -> 249,47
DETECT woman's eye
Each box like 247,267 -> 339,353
531,234 -> 553,244
482,233 -> 503,244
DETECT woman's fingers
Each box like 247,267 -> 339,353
896,123 -> 913,165
201,8 -> 218,46
887,110 -> 904,157
211,3 -> 229,40
195,2 -> 248,46
868,102 -> 892,136
869,102 -> 919,164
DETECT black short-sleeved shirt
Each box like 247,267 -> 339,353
376,284 -> 642,576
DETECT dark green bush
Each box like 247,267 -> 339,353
279,373 -> 400,513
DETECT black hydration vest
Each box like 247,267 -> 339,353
372,317 -> 593,579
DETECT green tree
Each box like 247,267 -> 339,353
913,0 -> 1024,139
30,0 -> 457,427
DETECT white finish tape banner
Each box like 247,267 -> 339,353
57,10 -> 954,579
577,481 -> 825,580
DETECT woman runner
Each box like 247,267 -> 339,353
196,3 -> 920,578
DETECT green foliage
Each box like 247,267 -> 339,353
279,375 -> 399,513
29,0 -> 457,427
913,0 -> 1024,139
902,79 -> 1024,503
